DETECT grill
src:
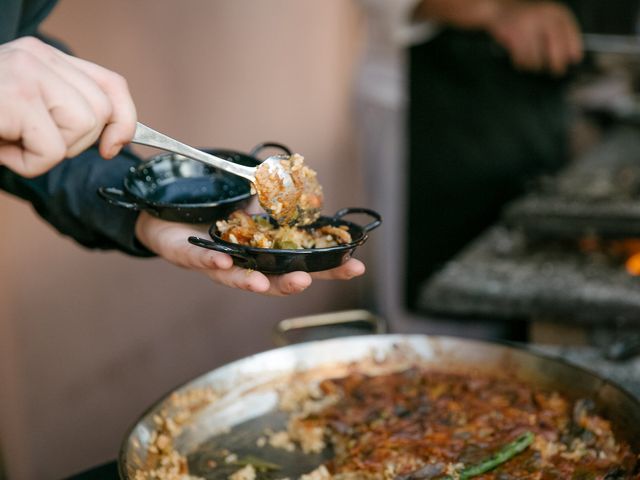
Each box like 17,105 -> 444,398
504,127 -> 640,239
418,126 -> 640,329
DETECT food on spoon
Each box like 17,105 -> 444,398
254,153 -> 323,226
216,210 -> 351,249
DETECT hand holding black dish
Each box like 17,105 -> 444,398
125,122 -> 381,274
131,122 -> 322,226
188,208 -> 381,274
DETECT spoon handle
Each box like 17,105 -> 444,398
131,122 -> 256,182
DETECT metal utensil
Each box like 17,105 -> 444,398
131,122 -> 302,225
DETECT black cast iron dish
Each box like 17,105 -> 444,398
187,208 -> 382,273
97,143 -> 291,223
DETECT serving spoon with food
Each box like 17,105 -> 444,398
131,122 -> 323,225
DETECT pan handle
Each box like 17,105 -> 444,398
249,142 -> 292,160
97,187 -> 144,211
273,309 -> 387,347
334,207 -> 382,233
188,236 -> 247,257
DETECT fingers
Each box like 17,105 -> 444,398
182,243 -> 234,270
265,272 -> 313,296
206,267 -> 313,296
134,213 -> 364,296
558,7 -> 583,65
11,38 -> 115,157
0,49 -> 88,176
544,19 -> 568,76
21,38 -> 137,159
513,26 -> 545,72
64,55 -> 137,158
542,6 -> 583,76
134,213 -> 270,294
0,36 -> 137,177
7,99 -> 67,176
43,62 -> 113,157
212,261 -> 364,297
206,267 -> 272,293
135,213 -> 232,270
258,260 -> 365,296
310,258 -> 366,280
40,71 -> 104,155
489,2 -> 583,76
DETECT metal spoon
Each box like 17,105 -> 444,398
131,122 -> 316,225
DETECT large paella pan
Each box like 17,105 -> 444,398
120,314 -> 640,480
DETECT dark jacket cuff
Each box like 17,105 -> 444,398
0,147 -> 155,257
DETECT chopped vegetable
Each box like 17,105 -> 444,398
216,210 -> 352,249
444,432 -> 535,479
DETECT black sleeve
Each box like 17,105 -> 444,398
0,147 -> 155,257
2,1 -> 152,257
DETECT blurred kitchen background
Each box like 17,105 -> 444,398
3,0 -> 640,478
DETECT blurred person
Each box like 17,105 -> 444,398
356,0 -> 582,330
0,1 -> 365,296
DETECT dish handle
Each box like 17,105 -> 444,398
97,187 -> 144,211
249,142 -> 292,160
188,236 -> 247,259
273,310 -> 388,347
333,207 -> 382,233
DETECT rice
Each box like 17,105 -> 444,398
229,465 -> 256,480
267,430 -> 296,452
299,465 -> 332,480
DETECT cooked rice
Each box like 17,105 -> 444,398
216,211 -> 351,250
299,465 -> 331,480
229,464 -> 256,480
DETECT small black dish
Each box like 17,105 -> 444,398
187,208 -> 382,274
97,143 -> 291,223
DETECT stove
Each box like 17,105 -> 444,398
418,126 -> 640,330
418,226 -> 640,324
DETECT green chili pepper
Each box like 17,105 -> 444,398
442,431 -> 535,480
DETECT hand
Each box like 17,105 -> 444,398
487,1 -> 583,75
0,36 -> 136,177
134,212 -> 366,296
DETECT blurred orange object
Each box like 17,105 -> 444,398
626,252 -> 640,276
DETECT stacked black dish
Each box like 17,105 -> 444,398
99,144 -> 382,273
98,143 -> 290,223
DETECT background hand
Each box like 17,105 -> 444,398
487,1 -> 583,75
134,212 -> 366,296
0,36 -> 136,177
